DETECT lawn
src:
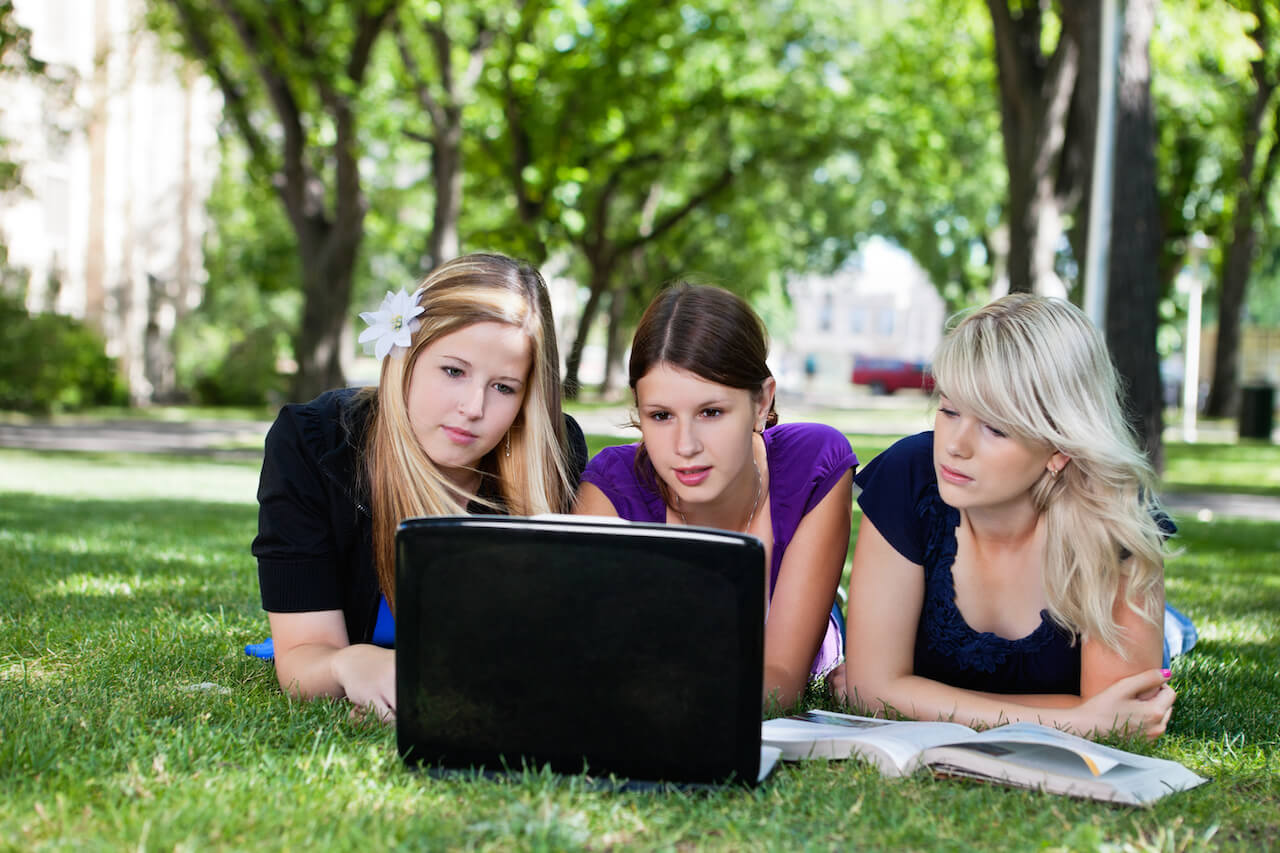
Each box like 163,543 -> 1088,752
1,443 -> 1277,850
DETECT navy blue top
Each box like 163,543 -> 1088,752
855,431 -> 1081,695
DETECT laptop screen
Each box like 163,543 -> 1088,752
395,516 -> 766,786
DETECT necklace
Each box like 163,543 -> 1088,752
677,456 -> 763,533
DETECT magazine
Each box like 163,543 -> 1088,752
762,710 -> 1207,805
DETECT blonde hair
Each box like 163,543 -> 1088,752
931,293 -> 1166,655
364,253 -> 576,610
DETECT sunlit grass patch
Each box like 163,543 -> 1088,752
1163,440 -> 1280,497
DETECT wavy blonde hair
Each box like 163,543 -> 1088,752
364,253 -> 576,610
931,293 -> 1166,656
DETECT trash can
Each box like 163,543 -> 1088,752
1239,384 -> 1275,441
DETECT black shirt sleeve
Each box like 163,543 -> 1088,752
564,413 -> 589,489
251,404 -> 347,613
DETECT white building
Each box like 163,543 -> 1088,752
1,0 -> 221,402
783,237 -> 946,389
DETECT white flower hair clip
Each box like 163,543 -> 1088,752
358,287 -> 425,360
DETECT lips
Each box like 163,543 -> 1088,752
938,464 -> 973,485
674,466 -> 711,486
442,425 -> 478,445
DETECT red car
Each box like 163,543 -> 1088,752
851,357 -> 935,395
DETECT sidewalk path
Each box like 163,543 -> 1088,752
3,414 -> 1278,521
0,419 -> 269,459
1159,491 -> 1280,522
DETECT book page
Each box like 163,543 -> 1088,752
757,745 -> 782,784
949,723 -> 1124,776
850,720 -> 980,765
762,711 -> 974,774
922,722 -> 1207,804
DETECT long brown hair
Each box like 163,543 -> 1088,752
627,282 -> 777,504
365,253 -> 576,610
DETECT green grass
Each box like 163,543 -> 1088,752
1163,441 -> 1280,498
1,445 -> 1277,850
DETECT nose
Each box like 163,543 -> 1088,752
945,419 -> 974,459
675,418 -> 701,458
457,381 -> 485,420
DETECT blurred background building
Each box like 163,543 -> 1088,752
0,0 -> 220,402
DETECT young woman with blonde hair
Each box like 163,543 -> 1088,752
253,253 -> 586,720
835,293 -> 1178,740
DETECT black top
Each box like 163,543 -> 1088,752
856,431 -> 1081,695
855,431 -> 1175,696
251,387 -> 588,645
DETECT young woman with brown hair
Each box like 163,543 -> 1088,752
575,283 -> 856,710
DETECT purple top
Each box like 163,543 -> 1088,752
581,421 -> 857,675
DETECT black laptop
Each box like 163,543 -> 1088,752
394,515 -> 777,786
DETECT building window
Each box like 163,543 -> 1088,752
877,308 -> 895,336
819,292 -> 833,332
849,307 -> 867,334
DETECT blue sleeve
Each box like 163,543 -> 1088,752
854,431 -> 936,565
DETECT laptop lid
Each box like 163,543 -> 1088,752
395,515 -> 766,786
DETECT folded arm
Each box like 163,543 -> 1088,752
837,514 -> 1174,740
268,609 -> 396,721
763,469 -> 852,710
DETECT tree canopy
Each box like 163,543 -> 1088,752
121,0 -> 1280,436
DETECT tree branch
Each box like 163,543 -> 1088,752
616,157 -> 751,254
212,0 -> 310,226
394,16 -> 447,134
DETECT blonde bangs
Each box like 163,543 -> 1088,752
932,311 -> 1060,449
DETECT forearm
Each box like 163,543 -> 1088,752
763,665 -> 808,712
274,642 -> 389,701
845,674 -> 1090,733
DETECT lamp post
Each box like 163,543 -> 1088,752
1178,234 -> 1211,443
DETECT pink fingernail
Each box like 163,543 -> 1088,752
1161,668 -> 1172,679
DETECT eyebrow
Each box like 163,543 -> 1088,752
438,354 -> 526,386
639,398 -> 734,409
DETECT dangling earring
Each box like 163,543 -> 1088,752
505,431 -> 512,458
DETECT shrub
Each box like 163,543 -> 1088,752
0,294 -> 127,413
191,325 -> 286,406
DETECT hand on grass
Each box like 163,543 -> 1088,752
827,662 -> 848,702
331,644 -> 396,723
1077,668 -> 1176,740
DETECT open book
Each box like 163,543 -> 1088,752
762,710 -> 1206,805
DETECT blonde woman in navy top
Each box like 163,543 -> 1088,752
834,294 -> 1177,740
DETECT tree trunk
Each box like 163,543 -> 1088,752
563,262 -> 613,400
600,284 -> 629,398
1104,0 -> 1164,471
430,119 -> 462,264
291,222 -> 363,402
1205,2 -> 1278,417
1059,1 -> 1100,269
986,1 -> 1079,296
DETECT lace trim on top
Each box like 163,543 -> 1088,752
917,484 -> 1066,674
